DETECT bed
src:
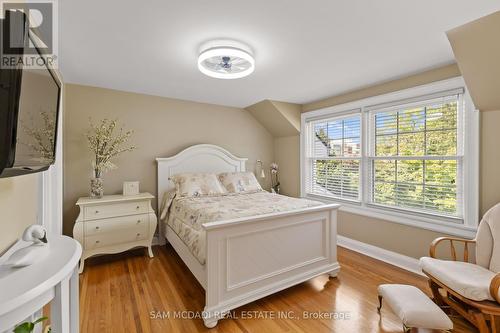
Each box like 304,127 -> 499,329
156,144 -> 340,328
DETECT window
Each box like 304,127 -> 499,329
308,114 -> 361,200
302,78 -> 478,232
369,94 -> 462,217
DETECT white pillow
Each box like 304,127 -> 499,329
170,173 -> 227,197
218,172 -> 263,194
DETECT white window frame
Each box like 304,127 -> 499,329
306,112 -> 362,201
301,77 -> 479,238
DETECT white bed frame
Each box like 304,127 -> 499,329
156,144 -> 340,328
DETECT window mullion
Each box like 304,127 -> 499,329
361,110 -> 369,205
395,112 -> 399,207
341,120 -> 345,198
423,106 -> 427,210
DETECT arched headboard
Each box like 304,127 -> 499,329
156,144 -> 248,222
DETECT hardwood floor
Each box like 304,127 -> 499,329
79,245 -> 477,332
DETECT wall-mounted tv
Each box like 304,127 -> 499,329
0,10 -> 61,178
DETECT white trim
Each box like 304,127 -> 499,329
462,91 -> 480,228
40,157 -> 62,237
364,87 -> 464,112
341,202 -> 476,238
302,77 -> 466,120
301,77 -> 479,234
40,84 -> 64,236
337,235 -> 424,276
306,193 -> 476,238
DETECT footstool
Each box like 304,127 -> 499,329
377,284 -> 453,332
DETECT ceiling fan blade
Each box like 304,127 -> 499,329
231,59 -> 246,66
208,57 -> 223,65
231,64 -> 249,71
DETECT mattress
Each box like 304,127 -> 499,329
163,191 -> 323,264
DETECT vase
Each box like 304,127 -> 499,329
90,177 -> 104,198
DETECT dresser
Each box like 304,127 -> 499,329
73,193 -> 157,273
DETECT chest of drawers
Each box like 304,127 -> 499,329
73,193 -> 157,273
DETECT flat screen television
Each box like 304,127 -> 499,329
0,10 -> 61,178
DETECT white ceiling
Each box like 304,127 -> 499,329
59,0 -> 500,108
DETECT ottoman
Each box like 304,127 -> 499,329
378,284 -> 453,332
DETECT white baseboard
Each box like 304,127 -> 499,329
337,235 -> 424,276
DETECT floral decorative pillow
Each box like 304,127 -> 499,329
218,172 -> 263,194
170,173 -> 227,197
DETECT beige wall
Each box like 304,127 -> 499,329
303,64 -> 461,112
300,64 -> 470,258
245,101 -> 301,197
0,174 -> 39,253
63,84 -> 274,236
245,100 -> 300,137
480,110 -> 500,215
274,135 -> 300,197
339,212 -> 454,258
270,101 -> 301,132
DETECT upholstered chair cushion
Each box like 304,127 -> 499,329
420,257 -> 496,301
477,203 -> 500,273
476,219 -> 494,269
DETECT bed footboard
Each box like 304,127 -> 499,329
201,204 -> 340,328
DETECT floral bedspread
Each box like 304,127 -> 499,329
162,191 -> 323,265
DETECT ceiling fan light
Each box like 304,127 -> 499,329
198,46 -> 255,79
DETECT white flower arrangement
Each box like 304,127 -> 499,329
86,119 -> 136,178
21,111 -> 56,163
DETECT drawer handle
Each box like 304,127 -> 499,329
95,226 -> 100,230
136,233 -> 141,237
136,206 -> 140,209
95,210 -> 99,214
95,240 -> 100,244
137,220 -> 141,224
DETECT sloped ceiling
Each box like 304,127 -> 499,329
447,10 -> 500,111
245,100 -> 301,137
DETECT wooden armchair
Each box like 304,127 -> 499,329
421,203 -> 500,333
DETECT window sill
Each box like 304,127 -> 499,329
304,194 -> 477,238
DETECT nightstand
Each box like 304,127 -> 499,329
73,193 -> 157,273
